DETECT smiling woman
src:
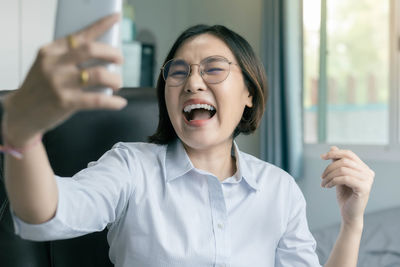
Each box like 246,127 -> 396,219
2,13 -> 374,267
150,24 -> 266,146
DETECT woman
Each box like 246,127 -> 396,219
2,14 -> 374,266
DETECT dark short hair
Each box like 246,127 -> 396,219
148,24 -> 267,144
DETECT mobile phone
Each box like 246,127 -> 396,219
54,0 -> 122,95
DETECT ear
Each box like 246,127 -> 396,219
245,92 -> 253,108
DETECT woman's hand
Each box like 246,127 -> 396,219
2,13 -> 126,148
321,146 -> 375,229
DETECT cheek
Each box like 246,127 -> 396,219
219,84 -> 249,111
217,92 -> 246,125
164,89 -> 180,121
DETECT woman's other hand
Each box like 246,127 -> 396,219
2,13 -> 126,148
321,146 -> 375,229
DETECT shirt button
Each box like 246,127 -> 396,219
217,223 -> 224,229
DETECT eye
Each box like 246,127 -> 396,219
206,67 -> 223,72
169,70 -> 188,78
165,59 -> 189,79
204,67 -> 224,75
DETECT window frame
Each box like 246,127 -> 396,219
304,0 -> 400,162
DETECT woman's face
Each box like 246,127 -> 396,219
164,33 -> 253,151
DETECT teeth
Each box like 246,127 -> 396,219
183,104 -> 216,113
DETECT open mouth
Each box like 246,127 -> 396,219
183,104 -> 217,122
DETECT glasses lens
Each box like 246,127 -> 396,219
201,57 -> 230,84
163,59 -> 189,86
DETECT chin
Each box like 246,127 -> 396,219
179,131 -> 232,151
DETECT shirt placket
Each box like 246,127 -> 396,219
207,175 -> 230,267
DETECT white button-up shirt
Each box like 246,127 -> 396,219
12,139 -> 322,267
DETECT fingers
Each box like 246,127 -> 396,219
49,13 -> 120,52
46,64 -> 122,92
76,13 -> 120,44
320,146 -> 375,194
59,42 -> 123,66
82,66 -> 122,90
39,65 -> 125,111
56,65 -> 125,110
321,157 -> 363,178
66,91 -> 127,111
321,146 -> 368,168
48,13 -> 120,56
322,176 -> 364,191
44,13 -> 123,92
321,166 -> 364,188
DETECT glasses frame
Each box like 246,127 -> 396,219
160,55 -> 239,86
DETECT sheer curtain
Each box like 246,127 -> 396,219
260,0 -> 304,179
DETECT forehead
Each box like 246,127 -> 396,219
173,33 -> 236,62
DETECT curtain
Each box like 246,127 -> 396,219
260,0 -> 304,179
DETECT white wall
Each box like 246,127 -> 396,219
0,0 -> 56,89
0,1 -> 19,89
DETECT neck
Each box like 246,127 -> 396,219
183,140 -> 236,181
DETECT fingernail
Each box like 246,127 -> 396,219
321,153 -> 327,158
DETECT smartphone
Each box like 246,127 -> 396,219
54,0 -> 122,95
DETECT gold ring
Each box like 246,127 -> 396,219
80,69 -> 89,86
67,34 -> 77,50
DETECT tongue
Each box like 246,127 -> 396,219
191,109 -> 211,121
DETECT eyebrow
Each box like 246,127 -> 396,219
173,55 -> 233,63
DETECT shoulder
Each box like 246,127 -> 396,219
94,142 -> 167,172
111,142 -> 167,159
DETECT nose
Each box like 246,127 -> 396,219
184,64 -> 206,93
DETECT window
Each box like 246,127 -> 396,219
303,0 -> 396,146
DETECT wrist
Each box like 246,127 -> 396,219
1,129 -> 42,159
1,110 -> 40,149
1,121 -> 40,148
341,218 -> 364,235
1,104 -> 43,158
2,130 -> 42,148
1,88 -> 47,148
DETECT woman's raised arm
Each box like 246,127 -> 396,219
2,13 -> 126,224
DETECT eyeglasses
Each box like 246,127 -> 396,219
161,56 -> 238,87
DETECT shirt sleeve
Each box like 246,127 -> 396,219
11,142 -> 135,241
275,178 -> 322,267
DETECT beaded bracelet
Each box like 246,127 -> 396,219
0,134 -> 42,160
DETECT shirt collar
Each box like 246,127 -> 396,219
165,139 -> 260,191
232,141 -> 260,191
165,139 -> 194,182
